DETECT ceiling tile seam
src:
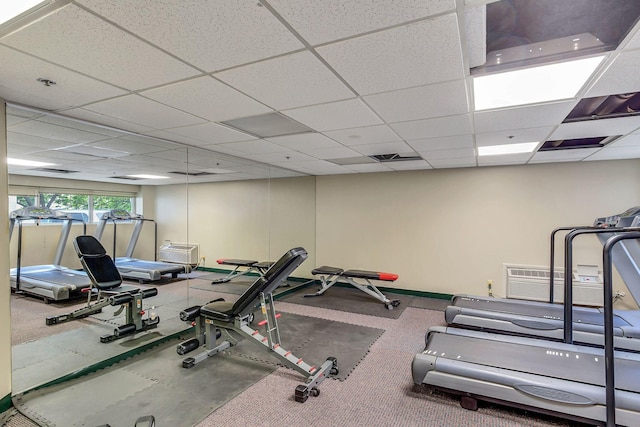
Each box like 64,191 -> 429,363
72,1 -> 208,76
454,0 -> 471,77
574,52 -> 616,100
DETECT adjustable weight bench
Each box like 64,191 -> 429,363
306,266 -> 401,310
177,247 -> 338,403
211,258 -> 274,284
46,235 -> 160,343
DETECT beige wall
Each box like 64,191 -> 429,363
155,176 -> 317,276
316,160 -> 640,308
1,100 -> 11,403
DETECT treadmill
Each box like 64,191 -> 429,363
443,208 -> 640,352
10,206 -> 93,301
414,232 -> 640,426
94,209 -> 188,283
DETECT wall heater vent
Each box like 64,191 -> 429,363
159,242 -> 199,265
504,264 -> 603,307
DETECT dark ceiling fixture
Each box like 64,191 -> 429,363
564,93 -> 640,123
538,135 -> 619,151
36,78 -> 56,87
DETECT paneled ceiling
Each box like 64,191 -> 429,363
2,0 -> 640,185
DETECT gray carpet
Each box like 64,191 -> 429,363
280,285 -> 411,319
12,313 -> 383,426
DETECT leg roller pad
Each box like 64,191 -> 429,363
176,338 -> 200,355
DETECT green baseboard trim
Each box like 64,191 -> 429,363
0,393 -> 12,413
16,327 -> 193,398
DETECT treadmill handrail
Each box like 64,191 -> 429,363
563,227 -> 640,344
549,226 -> 596,303
603,232 -> 640,427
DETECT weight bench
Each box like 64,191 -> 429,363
306,266 -> 401,310
211,258 -> 274,284
46,235 -> 160,343
177,247 -> 338,403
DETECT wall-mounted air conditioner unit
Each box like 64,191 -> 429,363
159,242 -> 199,266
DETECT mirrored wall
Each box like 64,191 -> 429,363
5,104 -> 317,394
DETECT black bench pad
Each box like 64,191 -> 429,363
312,266 -> 344,276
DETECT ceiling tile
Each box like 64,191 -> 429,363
529,148 -> 600,163
301,145 -> 361,159
385,159 -> 432,171
407,134 -> 473,152
317,14 -> 464,95
0,46 -> 126,110
476,127 -> 555,147
241,150 -> 315,164
59,108 -> 155,134
268,0 -> 455,45
610,133 -> 640,147
422,147 -> 475,160
550,117 -> 640,140
266,133 -> 340,150
345,163 -> 393,173
474,101 -> 576,133
478,153 -> 531,166
586,50 -> 640,97
322,124 -> 401,145
584,145 -> 640,161
416,157 -> 476,168
390,114 -> 473,140
9,120 -> 109,144
350,141 -> 415,156
141,76 -> 272,122
215,51 -> 354,110
159,123 -> 256,145
83,95 -> 206,130
283,99 -> 382,131
1,4 -> 198,90
217,139 -> 290,155
77,0 -> 303,72
85,138 -> 170,155
7,132 -> 79,150
365,80 -> 469,122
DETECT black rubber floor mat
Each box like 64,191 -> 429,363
280,285 -> 411,319
408,297 -> 450,311
13,313 -> 382,426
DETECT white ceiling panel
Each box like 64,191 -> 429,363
350,141 -> 415,156
83,95 -> 206,130
317,14 -> 464,95
141,76 -> 272,122
301,146 -> 361,159
476,127 -> 554,147
584,145 -> 640,161
158,123 -> 256,145
407,135 -> 474,152
1,4 -> 198,90
345,163 -> 393,173
217,139 -> 290,155
550,117 -> 640,140
215,51 -> 354,110
529,148 -> 600,163
586,50 -> 640,97
0,46 -> 127,111
474,101 -> 576,133
77,0 -> 304,72
283,99 -> 382,131
241,150 -> 316,164
57,145 -> 130,159
268,0 -> 455,45
60,108 -> 155,134
322,124 -> 401,146
85,138 -> 169,155
422,147 -> 475,160
390,114 -> 473,140
477,153 -> 531,166
365,80 -> 469,123
9,120 -> 108,144
385,159 -> 432,171
609,133 -> 640,147
266,133 -> 342,150
7,132 -> 76,150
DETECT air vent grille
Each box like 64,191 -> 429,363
538,136 -> 619,151
369,153 -> 423,162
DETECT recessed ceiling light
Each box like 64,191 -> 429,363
7,158 -> 54,167
478,142 -> 539,156
127,174 -> 170,179
0,0 -> 44,26
473,56 -> 605,111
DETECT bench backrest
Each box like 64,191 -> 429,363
232,247 -> 307,317
73,235 -> 122,290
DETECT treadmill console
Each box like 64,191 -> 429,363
10,206 -> 68,220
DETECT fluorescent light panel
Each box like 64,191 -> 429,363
0,1 -> 46,26
478,142 -> 538,156
7,157 -> 54,167
473,56 -> 605,111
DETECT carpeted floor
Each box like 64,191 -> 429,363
6,279 -> 588,427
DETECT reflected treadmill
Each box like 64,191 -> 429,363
444,209 -> 640,352
10,207 -> 92,301
95,209 -> 188,283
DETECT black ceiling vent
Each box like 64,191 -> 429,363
369,153 -> 423,162
538,136 -> 619,151
32,168 -> 79,174
169,171 -> 215,176
564,93 -> 640,123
